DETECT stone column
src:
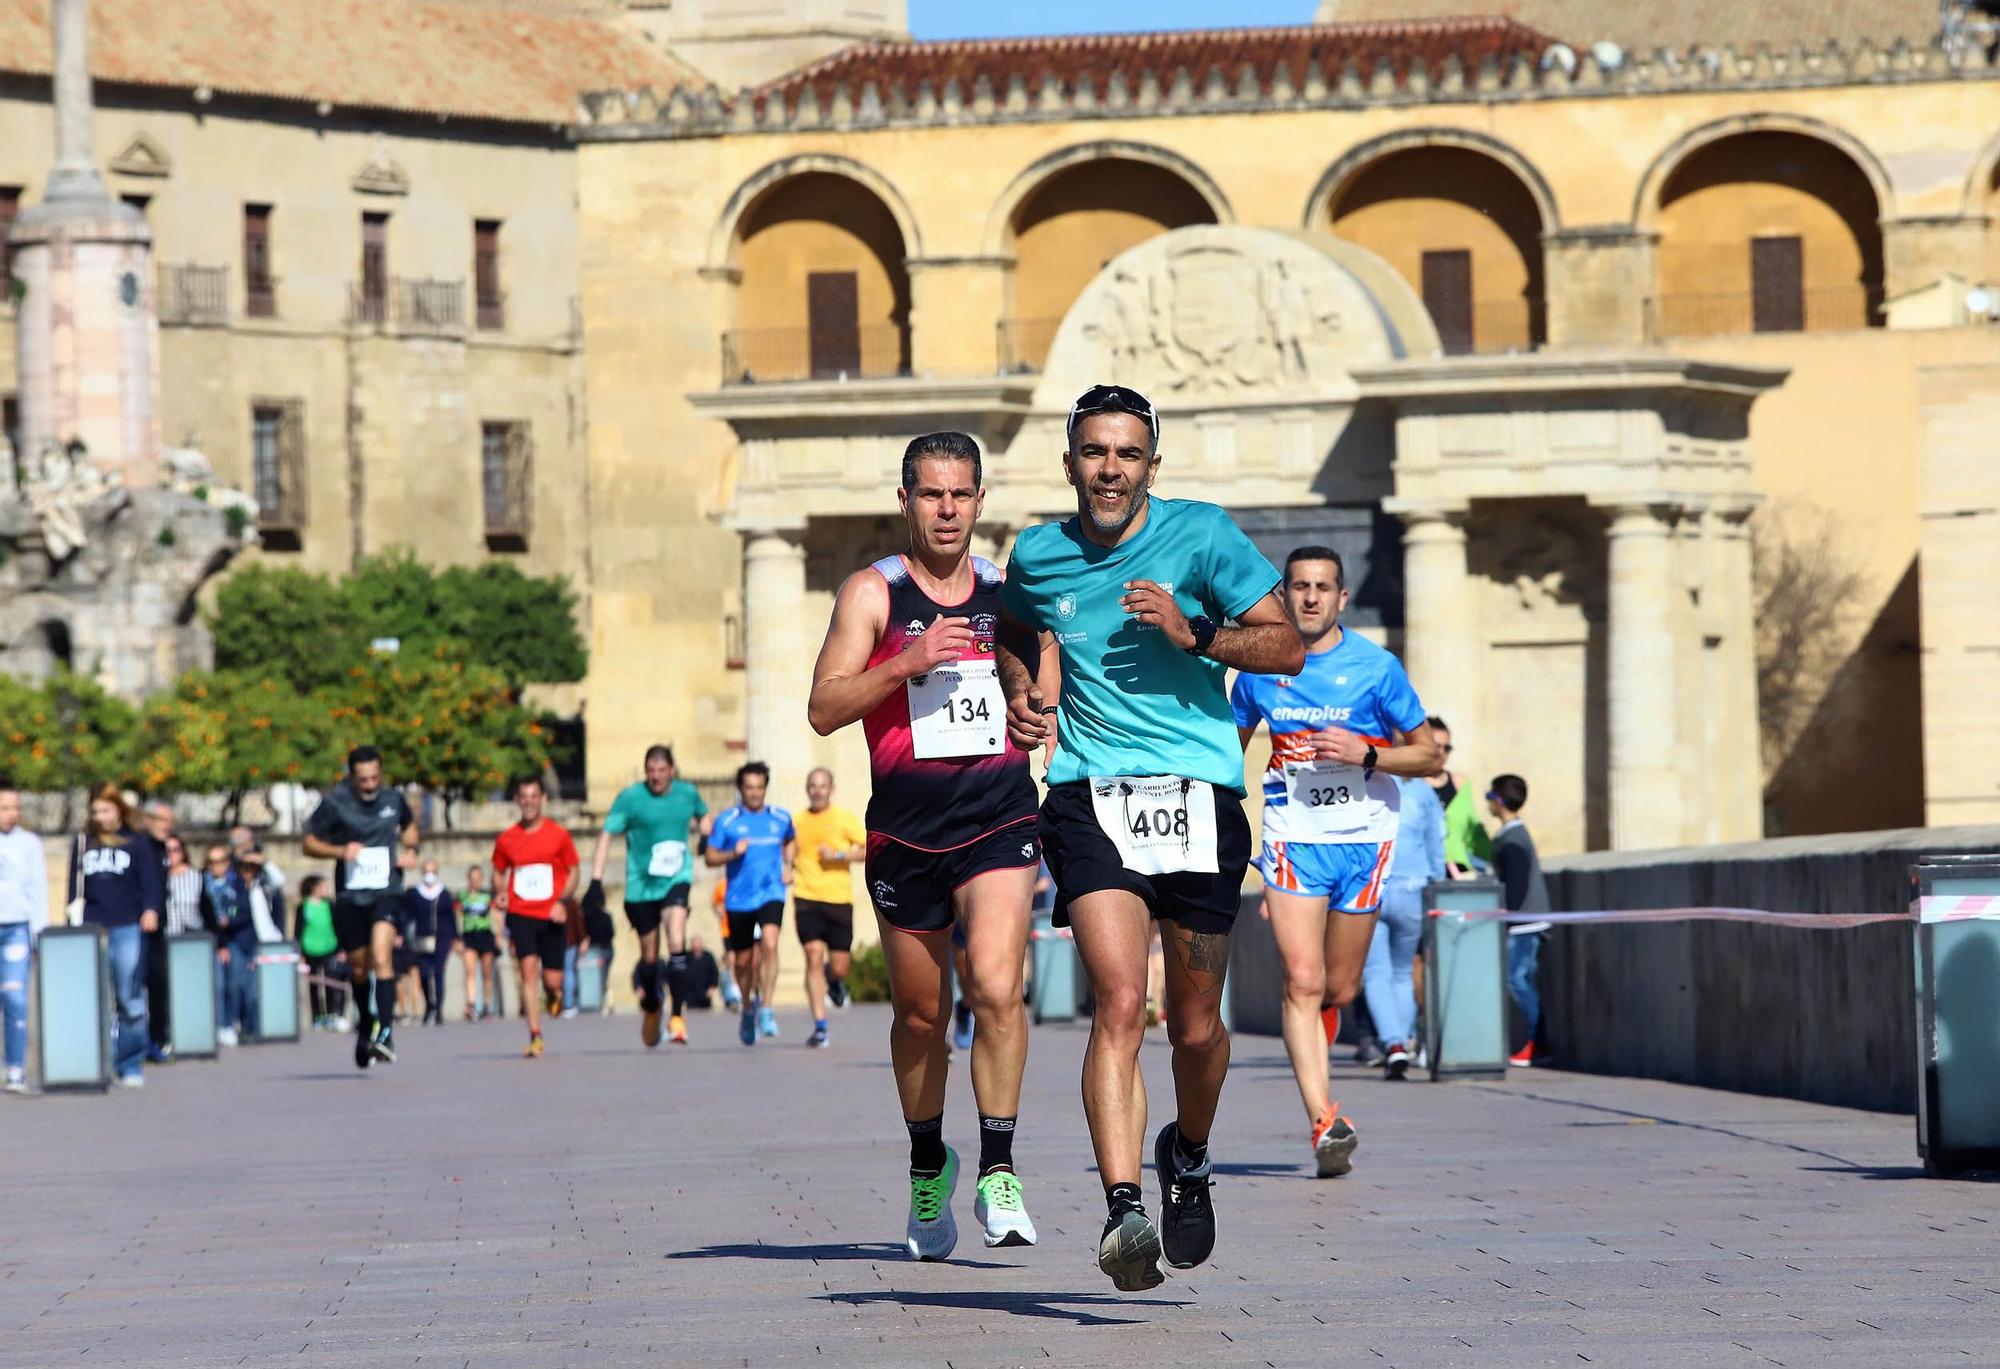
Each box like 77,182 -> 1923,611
907,256 -> 1012,378
1604,503 -> 1683,850
1541,227 -> 1658,347
1709,503 -> 1762,841
741,526 -> 813,801
1394,505 -> 1478,766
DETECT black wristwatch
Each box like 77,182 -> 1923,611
1184,615 -> 1218,658
1362,744 -> 1379,773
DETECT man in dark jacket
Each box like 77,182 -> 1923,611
1487,774 -> 1551,1067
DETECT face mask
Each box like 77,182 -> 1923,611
421,873 -> 440,889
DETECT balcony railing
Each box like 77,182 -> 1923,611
1656,285 -> 1878,339
1432,297 -> 1545,356
349,277 -> 467,334
996,317 -> 1063,374
720,324 -> 909,385
158,263 -> 229,326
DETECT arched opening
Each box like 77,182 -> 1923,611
10,619 -> 73,684
1654,131 -> 1884,337
1003,158 -> 1218,371
1985,158 -> 2000,290
730,171 -> 911,383
1325,146 -> 1547,356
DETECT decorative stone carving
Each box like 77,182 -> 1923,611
108,132 -> 171,178
352,139 -> 411,196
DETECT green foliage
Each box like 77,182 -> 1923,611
845,942 -> 892,1004
209,551 -> 586,691
127,672 -> 344,801
0,671 -> 138,793
327,643 -> 550,805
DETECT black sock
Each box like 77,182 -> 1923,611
666,953 -> 688,1015
374,976 -> 396,1029
353,977 -> 373,1031
1173,1129 -> 1209,1173
907,1114 -> 947,1176
978,1114 -> 1016,1175
1106,1182 -> 1144,1217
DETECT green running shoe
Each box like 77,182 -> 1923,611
974,1169 -> 1038,1248
905,1146 -> 960,1261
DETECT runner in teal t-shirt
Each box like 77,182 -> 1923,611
995,383 -> 1304,1293
585,746 -> 711,1048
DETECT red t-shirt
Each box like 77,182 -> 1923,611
492,820 -> 579,921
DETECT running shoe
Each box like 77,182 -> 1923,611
807,1025 -> 829,1049
1509,1043 -> 1536,1067
1384,1041 -> 1411,1081
738,1004 -> 757,1046
4,1067 -> 26,1093
757,1005 -> 779,1038
369,1024 -> 397,1065
1312,1104 -> 1358,1179
641,1005 -> 662,1049
1153,1122 -> 1216,1269
118,1073 -> 144,1089
668,1014 -> 688,1044
905,1147 -> 960,1261
1096,1207 -> 1165,1291
973,1170 -> 1037,1247
827,979 -> 849,1010
524,1033 -> 544,1058
354,1024 -> 373,1070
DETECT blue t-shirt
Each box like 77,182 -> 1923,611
1002,498 -> 1281,793
711,803 -> 795,912
1231,629 -> 1427,844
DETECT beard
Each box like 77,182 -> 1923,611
1076,480 -> 1146,538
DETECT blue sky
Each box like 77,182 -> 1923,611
908,1 -> 1319,41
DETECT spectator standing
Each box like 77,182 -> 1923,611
560,892 -> 586,1018
0,778 -> 49,1092
69,784 -> 164,1086
204,845 -> 255,1046
160,835 -> 207,937
580,886 -> 614,1016
401,862 -> 456,1026
140,800 -> 176,1063
457,866 -> 500,1020
683,934 -> 720,1009
1360,775 -> 1447,1080
296,875 -> 345,1029
1488,774 -> 1552,1067
1427,717 -> 1491,874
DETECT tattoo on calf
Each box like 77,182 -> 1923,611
1170,928 -> 1231,977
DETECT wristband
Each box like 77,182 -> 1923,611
1362,744 -> 1378,773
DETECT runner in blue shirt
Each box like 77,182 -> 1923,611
996,383 -> 1304,1291
704,761 -> 796,1045
1231,546 -> 1441,1180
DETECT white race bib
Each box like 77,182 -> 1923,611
1090,776 -> 1219,876
907,658 -> 1005,760
513,863 -> 555,902
347,846 -> 391,891
1281,762 -> 1391,841
647,840 -> 687,880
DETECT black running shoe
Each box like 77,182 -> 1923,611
1153,1122 -> 1216,1270
369,1024 -> 397,1064
354,1024 -> 373,1070
1097,1207 -> 1165,1291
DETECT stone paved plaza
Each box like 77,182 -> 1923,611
3,1003 -> 1996,1368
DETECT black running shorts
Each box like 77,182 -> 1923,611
866,820 -> 1041,935
1037,780 -> 1252,937
722,900 -> 784,952
625,884 -> 691,937
460,928 -> 499,957
333,897 -> 401,955
505,913 -> 567,967
794,898 -> 855,952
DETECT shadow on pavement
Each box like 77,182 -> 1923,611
1487,1085 -> 1864,1168
1801,1164 -> 1994,1182
821,1288 -> 1185,1327
668,1241 -> 1010,1270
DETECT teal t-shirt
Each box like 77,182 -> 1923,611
604,779 -> 708,900
1001,497 -> 1281,794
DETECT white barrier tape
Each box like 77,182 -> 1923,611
1427,901 -> 1976,929
1919,894 -> 2000,924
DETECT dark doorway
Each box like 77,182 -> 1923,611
807,270 -> 861,378
1422,249 -> 1474,355
1751,235 -> 1805,333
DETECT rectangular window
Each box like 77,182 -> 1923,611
481,420 -> 531,550
119,193 -> 150,219
0,187 -> 20,289
1422,249 -> 1475,356
2,394 -> 18,487
244,204 -> 274,318
806,270 -> 861,378
250,398 -> 306,544
474,219 -> 504,330
1751,236 -> 1804,333
359,211 -> 389,322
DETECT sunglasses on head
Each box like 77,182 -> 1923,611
1067,384 -> 1158,442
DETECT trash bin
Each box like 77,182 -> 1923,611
1912,856 -> 2000,1178
251,941 -> 302,1043
167,931 -> 219,1058
1030,915 -> 1081,1024
1421,878 -> 1507,1082
35,925 -> 110,1092
576,948 -> 609,1013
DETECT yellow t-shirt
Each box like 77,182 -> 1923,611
792,805 -> 867,905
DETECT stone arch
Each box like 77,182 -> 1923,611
983,141 -> 1234,257
1961,124 -> 2000,218
1632,112 -> 1895,229
1302,128 -> 1561,235
706,153 -> 923,270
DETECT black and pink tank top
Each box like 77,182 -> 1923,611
861,554 -> 1039,851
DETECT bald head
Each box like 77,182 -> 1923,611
806,767 -> 833,812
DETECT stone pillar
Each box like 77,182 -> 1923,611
741,525 -> 813,801
1394,505 -> 1479,766
1709,503 -> 1762,841
1604,503 -> 1683,850
907,256 -> 1012,378
1881,216 -> 1990,312
1541,227 -> 1658,347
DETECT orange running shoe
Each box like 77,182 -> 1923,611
524,1033 -> 544,1059
1311,1103 -> 1358,1179
668,1014 -> 688,1044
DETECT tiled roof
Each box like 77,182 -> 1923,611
1316,1 -> 1941,54
755,17 -> 1560,110
0,0 -> 694,126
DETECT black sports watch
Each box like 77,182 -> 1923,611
1362,744 -> 1379,773
1184,615 -> 1218,658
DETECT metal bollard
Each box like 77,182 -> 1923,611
1912,856 -> 2000,1178
34,925 -> 110,1092
575,948 -> 609,1013
1422,878 -> 1508,1081
252,941 -> 302,1043
1029,915 -> 1081,1024
166,932 -> 219,1058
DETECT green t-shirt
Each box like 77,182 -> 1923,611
300,897 -> 337,958
605,779 -> 708,901
459,890 -> 494,933
1443,783 -> 1493,870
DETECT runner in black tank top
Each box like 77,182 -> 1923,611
806,431 -> 1047,1261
